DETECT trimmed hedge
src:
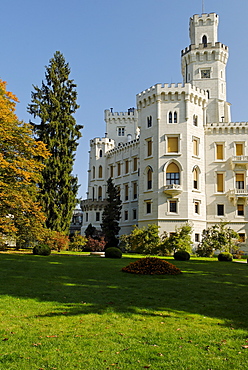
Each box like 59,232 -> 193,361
33,245 -> 51,256
122,257 -> 182,275
174,250 -> 190,261
218,252 -> 233,262
105,247 -> 122,258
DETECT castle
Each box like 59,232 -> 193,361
80,12 -> 248,250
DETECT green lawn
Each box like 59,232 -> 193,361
0,253 -> 248,369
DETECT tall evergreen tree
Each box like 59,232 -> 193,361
27,51 -> 83,233
101,178 -> 122,248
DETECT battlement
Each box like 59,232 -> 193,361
181,42 -> 228,56
106,138 -> 140,157
90,137 -> 115,146
137,83 -> 208,103
190,13 -> 218,26
105,108 -> 138,120
205,122 -> 248,134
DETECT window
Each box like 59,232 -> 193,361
92,166 -> 95,179
147,139 -> 152,156
169,111 -> 172,123
117,186 -> 121,200
146,201 -> 152,214
133,209 -> 137,220
147,168 -> 152,190
99,149 -> 103,157
236,173 -> 244,190
118,127 -> 125,136
195,233 -> 200,242
238,233 -> 245,243
217,204 -> 224,216
237,204 -> 244,216
133,182 -> 137,199
110,165 -> 114,178
98,186 -> 102,200
167,137 -> 179,153
86,213 -> 88,222
96,212 -> 100,222
194,201 -> 200,214
117,162 -> 121,176
193,168 -> 199,189
169,200 -> 177,213
92,187 -> 95,200
125,160 -> 129,174
217,173 -> 224,192
193,138 -> 199,156
147,116 -> 152,128
236,143 -> 244,156
193,115 -> 198,126
98,165 -> 103,178
124,184 -> 129,201
202,35 -> 207,47
166,163 -> 180,185
216,144 -> 224,160
133,157 -> 138,172
124,210 -> 128,221
174,112 -> 177,123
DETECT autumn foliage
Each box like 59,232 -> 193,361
0,80 -> 50,247
122,257 -> 182,275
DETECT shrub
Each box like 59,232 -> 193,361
86,237 -> 106,252
195,243 -> 214,257
218,252 -> 233,262
33,244 -> 51,256
122,257 -> 182,275
174,250 -> 190,261
105,247 -> 122,258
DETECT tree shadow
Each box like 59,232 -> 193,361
0,254 -> 248,330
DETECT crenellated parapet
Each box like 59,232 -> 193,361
136,83 -> 208,109
106,138 -> 140,157
181,42 -> 228,65
205,121 -> 248,134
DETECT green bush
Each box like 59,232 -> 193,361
33,244 -> 51,256
218,252 -> 233,262
174,250 -> 190,261
105,247 -> 122,259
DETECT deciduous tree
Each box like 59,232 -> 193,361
0,80 -> 49,247
27,51 -> 83,233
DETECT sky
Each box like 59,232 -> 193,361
1,0 -> 248,198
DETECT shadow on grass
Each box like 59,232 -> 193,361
0,253 -> 248,330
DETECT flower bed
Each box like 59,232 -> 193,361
122,257 -> 182,275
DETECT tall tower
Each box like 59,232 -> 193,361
181,13 -> 230,123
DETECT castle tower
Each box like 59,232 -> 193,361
181,13 -> 230,123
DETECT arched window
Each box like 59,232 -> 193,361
174,112 -> 177,123
166,163 -> 180,185
99,165 -> 102,178
169,111 -> 172,123
193,167 -> 199,189
92,166 -> 95,179
98,186 -> 102,200
202,35 -> 207,47
99,149 -> 103,157
147,167 -> 153,190
206,90 -> 210,99
193,115 -> 198,126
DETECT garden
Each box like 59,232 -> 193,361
0,252 -> 247,370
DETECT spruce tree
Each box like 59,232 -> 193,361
101,178 -> 122,248
27,51 -> 82,233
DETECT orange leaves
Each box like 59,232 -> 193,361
0,79 -> 50,245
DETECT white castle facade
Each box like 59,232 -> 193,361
81,12 -> 248,250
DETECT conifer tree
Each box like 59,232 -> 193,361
27,51 -> 83,233
101,177 -> 122,248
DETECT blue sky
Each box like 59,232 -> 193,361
1,0 -> 248,198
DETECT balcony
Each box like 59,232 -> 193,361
80,199 -> 107,211
163,184 -> 182,196
226,188 -> 248,205
230,155 -> 248,169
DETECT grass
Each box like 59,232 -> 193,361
0,253 -> 248,369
